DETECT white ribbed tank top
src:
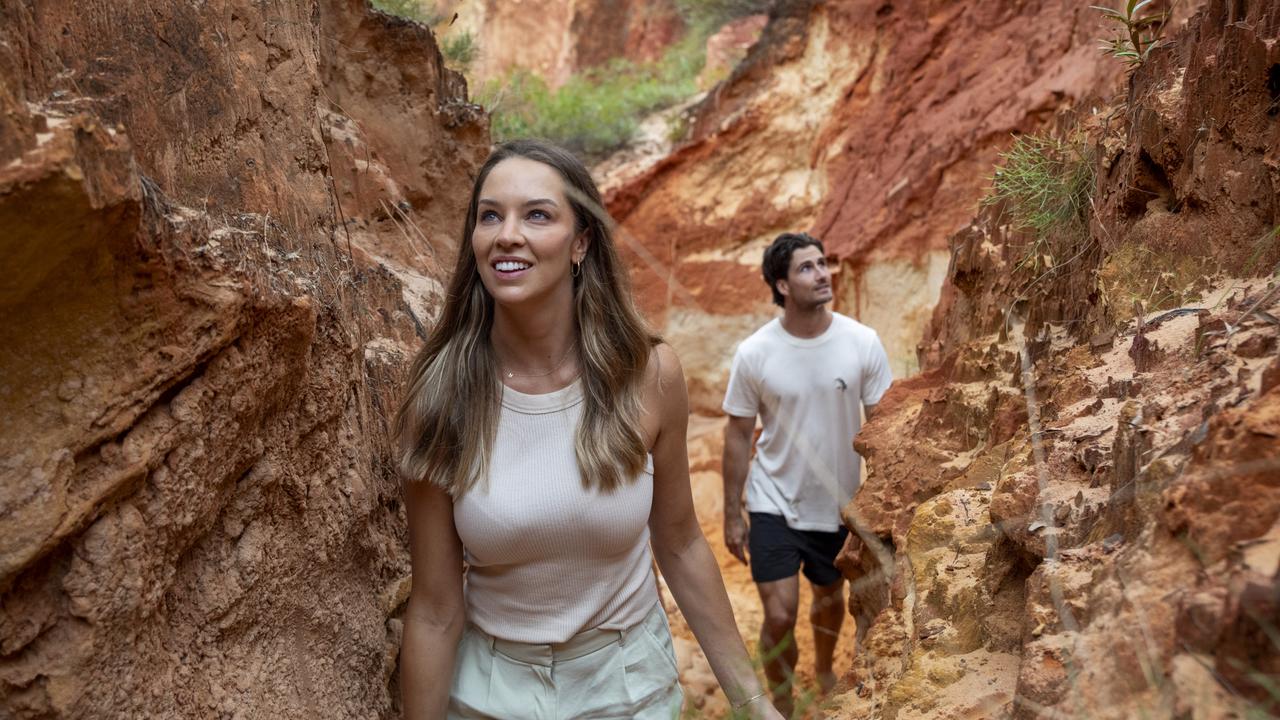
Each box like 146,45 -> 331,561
452,378 -> 658,644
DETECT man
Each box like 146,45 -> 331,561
721,232 -> 892,716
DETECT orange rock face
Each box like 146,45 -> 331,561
0,1 -> 486,717
837,1 -> 1280,717
451,0 -> 685,88
607,0 -> 1121,412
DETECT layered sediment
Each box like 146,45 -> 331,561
0,1 -> 486,716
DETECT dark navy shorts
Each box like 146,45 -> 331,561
748,512 -> 848,586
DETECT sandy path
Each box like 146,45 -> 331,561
661,415 -> 859,718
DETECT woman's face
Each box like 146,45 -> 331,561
472,156 -> 587,309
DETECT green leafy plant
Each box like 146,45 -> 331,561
1092,0 -> 1173,66
478,33 -> 705,159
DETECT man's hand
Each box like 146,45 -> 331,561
724,513 -> 749,565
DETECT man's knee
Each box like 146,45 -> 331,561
811,589 -> 845,619
762,604 -> 798,638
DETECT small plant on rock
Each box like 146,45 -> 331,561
1092,0 -> 1174,67
985,134 -> 1095,272
370,0 -> 430,23
442,30 -> 477,71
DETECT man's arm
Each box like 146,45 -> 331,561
864,403 -> 878,422
722,414 -> 756,565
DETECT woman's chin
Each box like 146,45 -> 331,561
486,282 -> 572,311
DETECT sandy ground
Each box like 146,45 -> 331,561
661,414 -> 859,719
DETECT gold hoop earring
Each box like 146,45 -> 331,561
572,260 -> 581,277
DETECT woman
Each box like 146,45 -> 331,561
394,139 -> 782,719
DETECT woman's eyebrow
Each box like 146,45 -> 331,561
476,198 -> 560,207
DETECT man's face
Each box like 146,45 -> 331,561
778,245 -> 832,309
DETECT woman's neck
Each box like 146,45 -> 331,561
491,299 -> 579,387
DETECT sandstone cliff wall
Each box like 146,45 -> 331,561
607,0 -> 1124,412
0,1 -> 486,717
838,1 -> 1280,716
446,0 -> 685,88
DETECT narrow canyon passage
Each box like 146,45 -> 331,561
663,415 -> 861,718
2,0 -> 1278,718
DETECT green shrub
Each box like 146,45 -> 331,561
675,0 -> 773,32
368,0 -> 437,24
474,0 -> 770,158
442,30 -> 477,70
478,33 -> 705,159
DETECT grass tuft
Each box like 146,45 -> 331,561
986,135 -> 1094,239
984,134 -> 1095,275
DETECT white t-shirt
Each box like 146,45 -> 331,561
722,313 -> 893,532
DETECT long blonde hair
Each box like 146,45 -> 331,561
394,139 -> 659,495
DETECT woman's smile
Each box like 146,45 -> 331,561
491,255 -> 533,279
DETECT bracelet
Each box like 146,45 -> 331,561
732,690 -> 768,710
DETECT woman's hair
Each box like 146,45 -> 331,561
394,139 -> 659,495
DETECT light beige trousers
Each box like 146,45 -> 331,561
448,602 -> 684,719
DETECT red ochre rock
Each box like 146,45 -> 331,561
834,1 -> 1280,718
457,0 -> 685,89
0,1 -> 485,717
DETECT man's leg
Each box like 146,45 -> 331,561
809,578 -> 845,693
757,576 -> 800,718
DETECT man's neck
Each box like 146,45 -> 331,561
780,303 -> 832,339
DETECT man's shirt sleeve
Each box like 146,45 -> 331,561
722,346 -> 759,418
861,333 -> 893,406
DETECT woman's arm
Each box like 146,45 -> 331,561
400,478 -> 465,719
646,345 -> 783,719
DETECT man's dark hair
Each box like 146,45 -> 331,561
762,232 -> 825,307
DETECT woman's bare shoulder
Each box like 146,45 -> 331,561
646,342 -> 685,387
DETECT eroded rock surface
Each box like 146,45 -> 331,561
0,1 -> 486,717
837,1 -> 1280,717
448,0 -> 685,88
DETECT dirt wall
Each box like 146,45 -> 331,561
0,1 -> 487,717
837,1 -> 1280,716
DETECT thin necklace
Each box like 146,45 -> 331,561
501,344 -> 575,379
